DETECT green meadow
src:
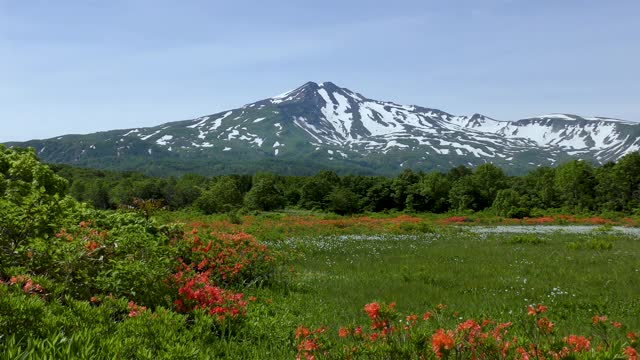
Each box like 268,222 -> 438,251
5,220 -> 639,359
2,146 -> 639,359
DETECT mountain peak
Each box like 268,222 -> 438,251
268,81 -> 347,105
319,81 -> 338,87
6,81 -> 639,177
533,114 -> 579,120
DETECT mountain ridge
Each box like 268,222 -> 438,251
5,81 -> 640,176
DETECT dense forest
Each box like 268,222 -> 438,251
50,150 -> 640,217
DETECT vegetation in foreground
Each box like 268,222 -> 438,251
1,146 -> 639,359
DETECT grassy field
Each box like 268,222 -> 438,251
3,212 -> 639,359
266,228 -> 640,330
177,215 -> 640,358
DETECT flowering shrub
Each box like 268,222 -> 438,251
127,300 -> 147,317
178,230 -> 276,288
7,274 -> 45,296
294,325 -> 329,360
440,216 -> 472,224
172,269 -> 247,321
295,302 -> 639,359
168,229 -> 276,323
523,216 -> 556,225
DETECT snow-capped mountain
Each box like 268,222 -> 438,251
5,81 -> 640,176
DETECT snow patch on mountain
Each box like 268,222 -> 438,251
535,114 -> 576,120
141,131 -> 161,141
156,135 -> 173,145
23,80 -> 637,173
210,111 -> 233,130
188,116 -> 210,129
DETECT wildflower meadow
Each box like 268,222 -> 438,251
1,147 -> 639,359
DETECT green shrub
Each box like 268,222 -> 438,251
567,239 -> 614,250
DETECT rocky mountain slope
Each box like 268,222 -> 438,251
6,81 -> 640,176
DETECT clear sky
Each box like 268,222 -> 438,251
1,0 -> 639,142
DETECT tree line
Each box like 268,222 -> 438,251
50,151 -> 640,217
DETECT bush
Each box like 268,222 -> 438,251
325,187 -> 360,215
0,146 -> 87,275
194,178 -> 243,214
244,175 -> 286,211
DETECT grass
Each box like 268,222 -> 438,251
168,213 -> 640,357
261,229 -> 640,334
3,212 -> 640,358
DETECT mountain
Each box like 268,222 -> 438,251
5,81 -> 640,176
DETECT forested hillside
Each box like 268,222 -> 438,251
51,151 -> 640,217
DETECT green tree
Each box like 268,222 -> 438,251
447,165 -> 473,182
165,173 -> 206,209
0,146 -> 77,271
448,176 -> 480,211
391,169 -> 421,210
596,152 -> 640,211
325,187 -> 360,215
194,177 -> 243,214
85,181 -> 111,209
405,172 -> 451,212
299,173 -> 335,210
244,173 -> 286,211
362,179 -> 395,212
492,189 -> 529,218
471,163 -> 508,209
521,167 -> 558,209
554,160 -> 596,211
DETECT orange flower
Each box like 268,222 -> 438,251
527,306 -> 536,316
354,326 -> 362,336
84,241 -> 99,252
364,302 -> 381,319
431,328 -> 455,359
527,304 -> 547,316
457,319 -> 479,332
516,346 -> 531,360
295,326 -> 310,339
423,312 -> 432,320
537,317 -> 554,334
406,314 -> 418,326
299,339 -> 318,352
338,327 -> 349,338
563,335 -> 591,352
127,301 -> 146,317
624,347 -> 638,360
592,315 -> 608,324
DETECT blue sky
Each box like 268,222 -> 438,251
1,0 -> 639,142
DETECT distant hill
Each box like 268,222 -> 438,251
6,81 -> 640,176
